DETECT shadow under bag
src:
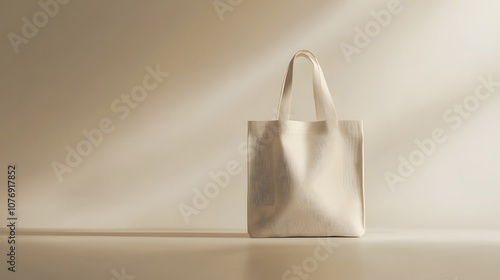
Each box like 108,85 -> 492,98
247,50 -> 365,237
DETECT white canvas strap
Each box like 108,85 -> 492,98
277,50 -> 338,121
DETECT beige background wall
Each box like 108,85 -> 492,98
1,0 -> 499,232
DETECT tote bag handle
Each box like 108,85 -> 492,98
277,50 -> 338,121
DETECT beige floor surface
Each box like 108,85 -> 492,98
1,228 -> 499,280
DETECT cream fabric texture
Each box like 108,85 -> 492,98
248,51 -> 364,237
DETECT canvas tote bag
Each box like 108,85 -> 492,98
247,50 -> 365,237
